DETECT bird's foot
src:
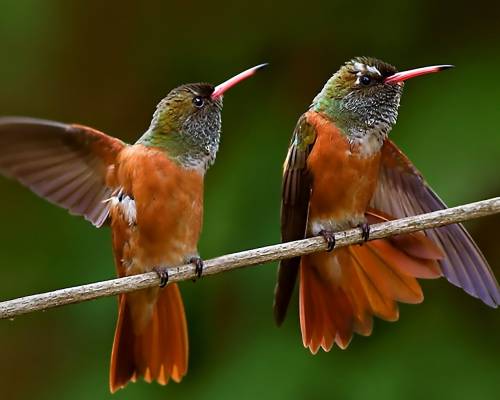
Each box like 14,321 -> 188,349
153,267 -> 169,288
189,256 -> 204,281
319,229 -> 336,252
358,223 -> 370,243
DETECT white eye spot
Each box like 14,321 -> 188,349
353,62 -> 380,85
366,65 -> 381,76
353,62 -> 365,72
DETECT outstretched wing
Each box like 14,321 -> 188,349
371,139 -> 499,307
274,114 -> 317,324
0,117 -> 126,227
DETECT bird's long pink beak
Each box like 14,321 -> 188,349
211,63 -> 268,99
384,65 -> 454,84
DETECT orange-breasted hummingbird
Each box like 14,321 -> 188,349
274,57 -> 499,353
0,63 -> 266,391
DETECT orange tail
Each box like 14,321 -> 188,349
300,213 -> 444,354
109,283 -> 188,393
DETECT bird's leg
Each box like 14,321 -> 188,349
358,223 -> 370,243
319,229 -> 336,252
153,267 -> 169,288
189,256 -> 204,281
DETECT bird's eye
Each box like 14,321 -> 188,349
360,75 -> 372,86
192,96 -> 204,108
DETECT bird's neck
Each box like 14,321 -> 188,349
136,126 -> 217,172
311,81 -> 391,155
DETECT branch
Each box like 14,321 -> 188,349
1,197 -> 499,320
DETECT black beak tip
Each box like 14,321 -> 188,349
439,64 -> 455,71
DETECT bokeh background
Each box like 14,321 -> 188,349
0,1 -> 499,399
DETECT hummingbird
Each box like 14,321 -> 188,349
274,57 -> 499,353
0,64 -> 265,391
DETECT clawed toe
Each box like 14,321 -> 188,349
319,230 -> 336,252
190,257 -> 204,281
154,267 -> 169,288
358,223 -> 370,243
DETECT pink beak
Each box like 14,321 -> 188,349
211,63 -> 268,99
384,64 -> 454,84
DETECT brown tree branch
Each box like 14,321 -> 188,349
1,197 -> 499,320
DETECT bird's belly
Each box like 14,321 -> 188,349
137,193 -> 202,269
111,191 -> 203,275
110,146 -> 204,276
306,133 -> 381,235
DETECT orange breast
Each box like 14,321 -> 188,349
306,112 -> 381,227
109,145 -> 204,275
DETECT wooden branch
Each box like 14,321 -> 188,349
1,197 -> 499,320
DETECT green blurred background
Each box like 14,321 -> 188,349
0,1 -> 499,399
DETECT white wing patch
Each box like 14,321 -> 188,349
106,189 -> 137,226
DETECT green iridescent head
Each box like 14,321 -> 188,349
312,57 -> 452,140
137,64 -> 267,170
312,57 -> 402,139
138,83 -> 222,169
315,57 -> 399,101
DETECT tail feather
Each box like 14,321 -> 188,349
350,244 -> 423,304
389,232 -> 444,261
109,283 -> 188,393
341,258 -> 374,337
110,295 -> 137,388
366,208 -> 445,262
300,271 -> 345,352
348,248 -> 399,321
369,239 -> 442,279
164,285 -> 188,381
299,218 -> 443,353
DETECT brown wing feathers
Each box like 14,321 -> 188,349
0,117 -> 125,227
372,140 -> 499,307
274,115 -> 315,325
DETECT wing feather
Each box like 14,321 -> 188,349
274,114 -> 317,324
371,140 -> 499,306
0,117 -> 125,227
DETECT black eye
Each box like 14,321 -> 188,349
192,96 -> 204,107
360,75 -> 371,86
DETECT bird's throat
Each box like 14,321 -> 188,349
136,129 -> 214,171
312,90 -> 392,156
